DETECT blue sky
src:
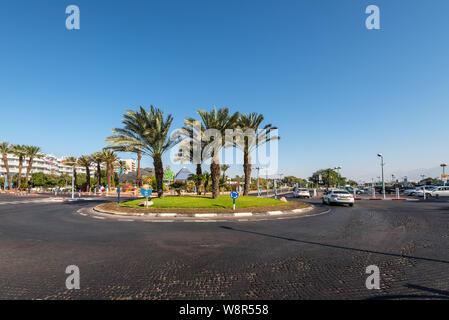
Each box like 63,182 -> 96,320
1,0 -> 448,181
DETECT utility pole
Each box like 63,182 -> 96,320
256,167 -> 260,197
377,154 -> 385,199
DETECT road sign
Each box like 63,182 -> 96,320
140,185 -> 152,198
230,191 -> 239,210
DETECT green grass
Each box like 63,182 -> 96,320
120,195 -> 288,209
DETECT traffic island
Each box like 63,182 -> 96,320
91,195 -> 314,220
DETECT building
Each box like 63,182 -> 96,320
118,168 -> 154,184
173,167 -> 193,182
121,159 -> 137,172
0,153 -> 98,178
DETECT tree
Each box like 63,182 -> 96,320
91,152 -> 104,189
101,149 -> 118,188
202,172 -> 211,195
238,113 -> 279,196
195,107 -> 240,198
24,146 -> 43,187
106,109 -> 154,188
188,174 -> 204,194
310,169 -> 346,188
64,157 -> 78,189
77,155 -> 92,191
221,164 -> 230,181
0,142 -> 12,190
11,144 -> 27,189
177,117 -> 211,195
107,106 -> 178,197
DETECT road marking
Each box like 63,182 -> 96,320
267,211 -> 284,215
118,219 -> 134,222
234,212 -> 252,217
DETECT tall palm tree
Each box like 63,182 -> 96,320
64,157 -> 78,189
105,110 -> 148,187
77,156 -> 92,192
0,142 -> 12,190
91,151 -> 104,189
24,146 -> 43,187
221,164 -> 230,180
106,106 -> 178,197
101,149 -> 118,188
11,145 -> 27,189
176,118 -> 210,195
196,107 -> 240,198
238,113 -> 279,195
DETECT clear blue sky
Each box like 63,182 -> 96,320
1,0 -> 448,181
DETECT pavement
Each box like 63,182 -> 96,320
0,193 -> 448,300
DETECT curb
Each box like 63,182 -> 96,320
92,205 -> 314,219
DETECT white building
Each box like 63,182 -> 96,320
122,159 -> 137,172
0,153 -> 98,178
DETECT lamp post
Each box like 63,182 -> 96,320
377,154 -> 385,199
256,167 -> 260,197
441,163 -> 448,186
334,166 -> 342,188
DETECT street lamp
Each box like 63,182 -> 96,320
333,166 -> 342,188
441,163 -> 448,186
377,154 -> 385,199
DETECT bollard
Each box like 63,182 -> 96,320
372,187 -> 375,198
395,187 -> 399,199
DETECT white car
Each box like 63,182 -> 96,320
403,187 -> 418,196
322,190 -> 354,206
295,188 -> 310,198
414,186 -> 435,197
429,186 -> 449,198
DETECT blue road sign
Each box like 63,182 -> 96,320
140,185 -> 152,198
116,187 -> 121,194
230,191 -> 239,200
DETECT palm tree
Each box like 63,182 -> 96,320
91,152 -> 104,189
105,110 -> 148,187
11,145 -> 27,189
238,113 -> 279,195
196,107 -> 240,198
101,149 -> 118,188
0,142 -> 12,190
77,156 -> 92,192
107,106 -> 178,197
64,157 -> 78,189
202,172 -> 211,195
24,146 -> 43,187
176,118 -> 211,195
221,164 -> 230,180
117,160 -> 127,176
187,174 -> 203,194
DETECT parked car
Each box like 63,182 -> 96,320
403,187 -> 418,196
414,186 -> 435,197
429,186 -> 449,198
322,189 -> 354,206
295,188 -> 311,198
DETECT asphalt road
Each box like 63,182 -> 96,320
0,194 -> 448,300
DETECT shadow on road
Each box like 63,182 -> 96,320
219,226 -> 449,265
366,284 -> 449,300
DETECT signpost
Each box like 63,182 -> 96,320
116,187 -> 121,203
230,191 -> 239,210
258,187 -> 262,197
141,184 -> 152,208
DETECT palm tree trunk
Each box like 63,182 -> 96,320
2,154 -> 12,191
137,150 -> 142,187
153,153 -> 164,198
85,166 -> 91,192
243,152 -> 251,196
196,163 -> 202,195
96,161 -> 101,188
210,159 -> 220,199
25,157 -> 34,186
17,157 -> 23,189
74,168 -> 77,190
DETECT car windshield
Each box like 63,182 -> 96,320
298,189 -> 308,191
333,191 -> 349,194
